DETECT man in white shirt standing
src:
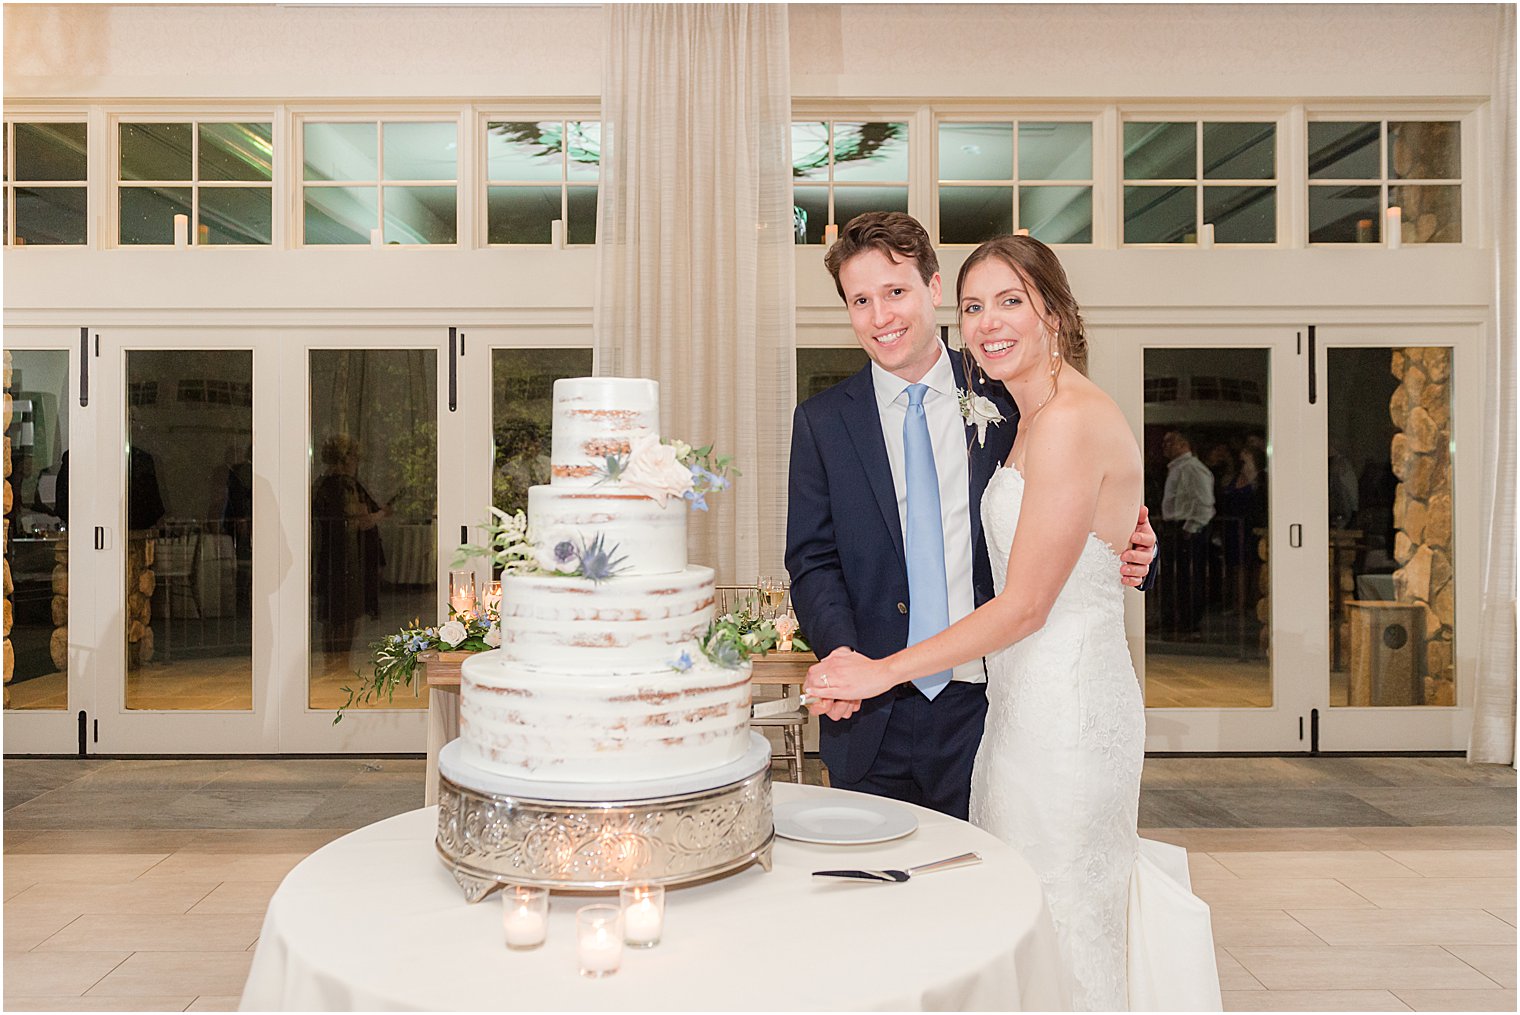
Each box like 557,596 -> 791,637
1161,430 -> 1216,639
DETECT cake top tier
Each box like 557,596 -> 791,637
550,377 -> 661,487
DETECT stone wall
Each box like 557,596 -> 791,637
1389,347 -> 1455,706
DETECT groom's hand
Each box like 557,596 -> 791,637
1120,505 -> 1158,588
805,648 -> 862,720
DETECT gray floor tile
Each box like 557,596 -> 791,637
1348,788 -> 1517,827
1203,790 -> 1407,828
1140,790 -> 1247,828
298,788 -> 425,829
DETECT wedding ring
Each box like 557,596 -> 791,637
819,672 -> 830,688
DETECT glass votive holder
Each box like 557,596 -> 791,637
500,885 -> 549,951
448,568 -> 477,617
619,884 -> 665,948
575,904 -> 623,977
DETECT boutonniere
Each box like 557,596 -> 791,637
957,388 -> 1005,447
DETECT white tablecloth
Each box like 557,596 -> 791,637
238,784 -> 1067,1011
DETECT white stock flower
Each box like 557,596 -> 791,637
668,439 -> 693,461
619,435 -> 694,506
483,624 -> 502,648
438,620 -> 469,648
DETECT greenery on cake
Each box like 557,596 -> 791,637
677,609 -> 811,671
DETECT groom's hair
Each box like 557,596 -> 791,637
824,212 -> 939,302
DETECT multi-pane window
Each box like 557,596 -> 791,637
302,121 -> 457,245
1307,120 -> 1461,244
1123,121 -> 1277,244
485,120 -> 600,245
118,121 -> 273,245
792,121 -> 909,244
938,121 -> 1094,245
4,122 -> 88,245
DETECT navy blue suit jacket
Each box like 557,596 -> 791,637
785,349 -> 1018,784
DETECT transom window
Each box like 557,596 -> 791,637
118,121 -> 273,245
1122,120 -> 1277,245
1307,120 -> 1461,244
937,121 -> 1094,245
791,121 -> 909,244
4,122 -> 88,245
302,120 -> 457,245
485,120 -> 601,245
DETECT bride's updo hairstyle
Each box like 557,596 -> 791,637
955,235 -> 1089,377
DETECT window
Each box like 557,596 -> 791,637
1307,120 -> 1461,243
1123,120 -> 1277,244
302,121 -> 456,245
5,122 -> 88,245
938,121 -> 1094,245
485,120 -> 600,245
796,347 -> 870,401
792,121 -> 909,244
118,121 -> 273,245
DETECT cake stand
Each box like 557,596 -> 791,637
435,732 -> 774,901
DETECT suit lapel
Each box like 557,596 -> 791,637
952,354 -> 991,549
841,367 -> 907,570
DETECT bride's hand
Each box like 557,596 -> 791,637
805,649 -> 896,707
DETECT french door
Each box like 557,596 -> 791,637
1098,323 -> 1477,752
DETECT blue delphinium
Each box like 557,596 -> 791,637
669,651 -> 694,673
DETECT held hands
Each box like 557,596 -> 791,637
1119,505 -> 1158,588
804,646 -> 892,721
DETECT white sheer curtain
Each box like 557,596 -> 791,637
594,4 -> 795,585
1469,3 -> 1517,766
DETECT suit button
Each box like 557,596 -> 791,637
897,602 -> 907,614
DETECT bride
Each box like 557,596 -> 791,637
804,235 -> 1221,1012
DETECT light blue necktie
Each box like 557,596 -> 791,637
903,383 -> 953,701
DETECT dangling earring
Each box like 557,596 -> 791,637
978,365 -> 987,384
1049,332 -> 1061,376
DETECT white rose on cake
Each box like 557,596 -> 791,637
619,434 -> 695,506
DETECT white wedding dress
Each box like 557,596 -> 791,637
970,465 -> 1222,1012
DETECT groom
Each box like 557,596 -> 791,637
785,212 -> 1156,820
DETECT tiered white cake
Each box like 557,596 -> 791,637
458,377 -> 753,784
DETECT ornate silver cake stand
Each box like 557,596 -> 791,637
435,733 -> 774,901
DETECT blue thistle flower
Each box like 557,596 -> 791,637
576,533 -> 628,584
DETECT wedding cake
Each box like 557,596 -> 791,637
457,377 -> 753,784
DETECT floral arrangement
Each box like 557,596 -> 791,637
675,609 -> 811,672
957,388 -> 1006,448
333,606 -> 498,724
455,508 -> 627,584
600,435 -> 737,511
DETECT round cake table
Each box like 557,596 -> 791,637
237,783 -> 1067,1011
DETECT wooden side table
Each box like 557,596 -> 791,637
418,650 -> 471,807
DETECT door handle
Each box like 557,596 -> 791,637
448,327 -> 458,413
1289,523 -> 1302,548
79,327 -> 90,406
1307,325 -> 1317,405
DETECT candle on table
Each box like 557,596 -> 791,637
501,886 -> 548,950
1386,206 -> 1402,249
576,905 -> 623,976
619,884 -> 664,947
823,223 -> 839,246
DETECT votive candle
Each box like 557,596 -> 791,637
501,886 -> 548,950
619,884 -> 664,947
576,905 -> 623,977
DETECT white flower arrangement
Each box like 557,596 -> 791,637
437,620 -> 469,648
957,388 -> 1006,448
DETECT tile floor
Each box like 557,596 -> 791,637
3,755 -> 1515,1012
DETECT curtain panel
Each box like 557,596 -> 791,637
595,3 -> 796,584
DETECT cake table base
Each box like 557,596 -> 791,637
435,733 -> 774,900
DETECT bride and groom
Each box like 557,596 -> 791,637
785,213 -> 1220,1011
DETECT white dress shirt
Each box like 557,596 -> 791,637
1162,451 -> 1217,534
871,346 -> 983,684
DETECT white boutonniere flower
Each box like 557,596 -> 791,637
957,388 -> 1006,447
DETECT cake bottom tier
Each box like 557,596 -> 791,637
459,648 -> 753,784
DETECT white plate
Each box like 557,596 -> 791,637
773,797 -> 918,845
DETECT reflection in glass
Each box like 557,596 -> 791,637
119,186 -> 192,245
566,122 -> 601,182
939,123 -> 1013,181
797,348 -> 871,403
309,350 -> 437,710
1124,185 -> 1193,243
830,122 -> 909,182
125,351 -> 253,711
15,123 -> 87,181
1124,122 -> 1195,180
791,121 -> 830,180
1203,122 -> 1275,180
383,122 -> 456,181
1143,348 -> 1271,708
4,349 -> 70,710
1204,186 -> 1275,244
939,186 -> 1012,245
304,186 -> 377,244
199,123 -> 273,182
487,185 -> 560,244
492,349 -> 594,515
1327,347 -> 1454,707
834,186 -> 908,230
1308,121 -> 1379,179
383,186 -> 457,244
487,121 -> 564,181
200,187 -> 272,245
120,123 -> 193,181
1309,184 -> 1381,243
1019,122 -> 1092,181
303,122 -> 378,182
15,188 -> 87,245
1389,185 -> 1461,243
566,186 -> 598,245
792,185 -> 828,244
1020,186 -> 1092,244
1389,121 -> 1460,180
